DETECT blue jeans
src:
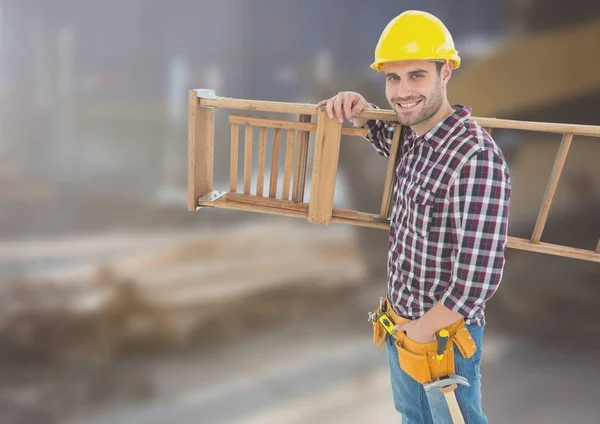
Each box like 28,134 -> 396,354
385,324 -> 488,423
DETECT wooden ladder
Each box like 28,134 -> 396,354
188,90 -> 600,264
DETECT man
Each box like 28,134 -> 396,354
317,10 -> 511,424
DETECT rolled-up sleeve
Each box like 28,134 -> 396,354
441,149 -> 511,319
363,104 -> 395,158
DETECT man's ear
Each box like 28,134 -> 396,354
441,62 -> 452,85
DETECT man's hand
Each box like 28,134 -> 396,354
316,91 -> 370,127
395,320 -> 435,343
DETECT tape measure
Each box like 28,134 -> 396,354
378,313 -> 396,334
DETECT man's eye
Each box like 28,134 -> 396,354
387,75 -> 399,82
411,74 -> 423,79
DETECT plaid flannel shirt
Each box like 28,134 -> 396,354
365,105 -> 511,326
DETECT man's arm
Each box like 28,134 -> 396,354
363,104 -> 396,158
401,148 -> 511,340
440,149 -> 511,319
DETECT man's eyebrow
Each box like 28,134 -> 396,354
385,69 -> 428,78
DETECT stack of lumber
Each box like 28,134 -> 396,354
0,222 -> 367,363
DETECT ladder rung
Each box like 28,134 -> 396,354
243,124 -> 253,195
256,127 -> 267,196
229,113 -> 366,137
269,128 -> 282,198
531,133 -> 573,243
229,123 -> 239,193
380,124 -> 403,218
282,129 -> 295,200
230,114 -> 312,132
292,115 -> 311,203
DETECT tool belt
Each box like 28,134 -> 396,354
369,297 -> 477,385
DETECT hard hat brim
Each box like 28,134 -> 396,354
370,57 -> 461,72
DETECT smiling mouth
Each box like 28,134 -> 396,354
396,99 -> 423,110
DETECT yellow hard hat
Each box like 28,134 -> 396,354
370,10 -> 461,72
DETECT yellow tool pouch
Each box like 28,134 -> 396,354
452,324 -> 477,359
370,298 -> 477,384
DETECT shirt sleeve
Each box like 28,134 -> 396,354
440,149 -> 511,319
363,104 -> 396,158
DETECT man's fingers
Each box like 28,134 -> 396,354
343,98 -> 354,122
325,98 -> 335,119
394,324 -> 406,332
319,93 -> 366,123
333,96 -> 344,123
351,102 -> 365,117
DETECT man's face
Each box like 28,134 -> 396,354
384,60 -> 449,127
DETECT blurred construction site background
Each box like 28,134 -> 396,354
1,0 -> 599,423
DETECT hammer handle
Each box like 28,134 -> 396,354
443,390 -> 466,424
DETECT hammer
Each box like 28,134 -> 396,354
424,375 -> 470,424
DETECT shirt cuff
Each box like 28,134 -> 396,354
440,290 -> 469,318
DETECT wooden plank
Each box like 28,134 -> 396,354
282,129 -> 295,200
200,97 -> 318,116
229,115 -> 313,131
357,111 -> 600,137
308,108 -> 343,225
243,124 -> 253,194
507,236 -> 600,264
342,127 -> 368,137
269,128 -> 282,198
200,193 -> 389,230
531,133 -> 574,243
199,194 -> 307,220
188,90 -> 214,211
472,118 -> 600,137
229,123 -> 239,192
199,97 -> 600,137
292,115 -> 311,202
198,194 -> 600,262
228,114 -> 366,137
227,192 -> 306,213
379,124 -> 403,218
256,127 -> 267,196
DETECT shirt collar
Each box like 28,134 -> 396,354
408,105 -> 472,152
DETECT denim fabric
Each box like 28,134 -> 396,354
385,324 -> 488,423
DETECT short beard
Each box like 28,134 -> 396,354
390,79 -> 444,127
